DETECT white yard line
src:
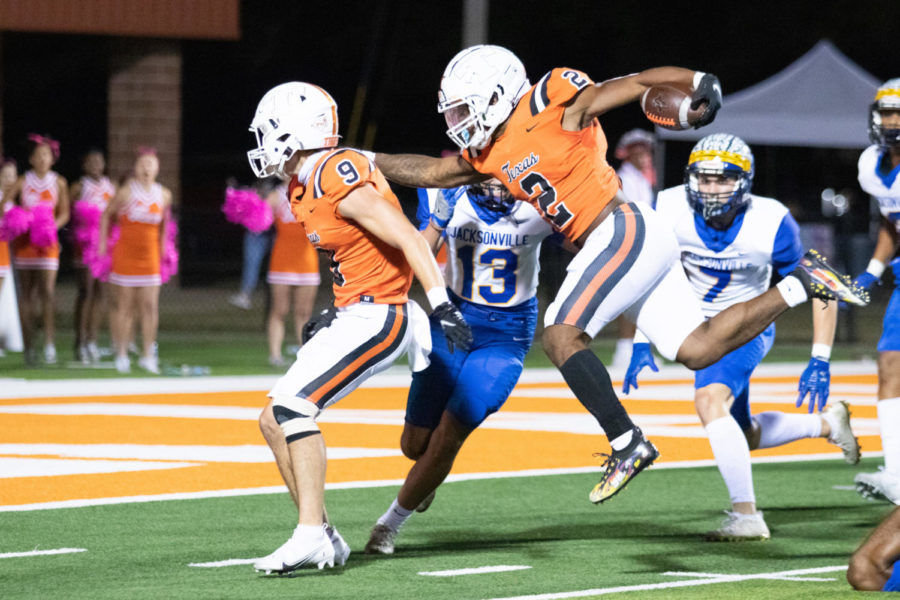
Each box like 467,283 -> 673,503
484,565 -> 848,599
0,548 -> 86,559
420,565 -> 532,577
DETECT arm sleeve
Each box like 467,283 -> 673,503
772,212 -> 804,278
415,188 -> 433,231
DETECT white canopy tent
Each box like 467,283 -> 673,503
656,40 -> 880,148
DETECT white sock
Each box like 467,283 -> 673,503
754,411 -> 821,448
292,523 -> 325,541
878,397 -> 900,475
612,339 -> 633,367
377,498 -> 413,532
610,429 -> 634,451
706,416 -> 755,505
775,276 -> 808,307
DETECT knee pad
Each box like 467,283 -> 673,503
271,394 -> 321,443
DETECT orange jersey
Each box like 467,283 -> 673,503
110,180 -> 164,287
268,188 -> 320,285
463,68 -> 620,242
289,148 -> 413,307
13,170 -> 61,270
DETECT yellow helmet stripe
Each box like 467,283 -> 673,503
688,149 -> 751,172
876,88 -> 900,101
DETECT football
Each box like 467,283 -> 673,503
640,84 -> 704,131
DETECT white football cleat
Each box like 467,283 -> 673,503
855,469 -> 900,504
364,524 -> 396,555
326,524 -> 351,567
705,510 -> 770,542
253,529 -> 335,574
823,400 -> 860,464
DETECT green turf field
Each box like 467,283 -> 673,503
2,458 -> 890,599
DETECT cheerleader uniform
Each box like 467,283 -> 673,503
266,190 -> 320,287
110,180 -> 164,287
13,171 -> 60,271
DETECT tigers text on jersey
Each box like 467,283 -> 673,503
289,148 -> 413,307
858,145 -> 900,233
655,186 -> 801,318
420,188 -> 552,307
462,68 -> 620,243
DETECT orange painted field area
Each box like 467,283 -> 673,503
0,365 -> 882,509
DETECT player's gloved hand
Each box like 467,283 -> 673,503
691,73 -> 723,129
430,187 -> 466,229
432,301 -> 473,352
796,357 -> 830,413
622,343 -> 658,395
852,271 -> 880,291
301,306 -> 337,344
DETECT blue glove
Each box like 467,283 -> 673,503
430,187 -> 465,229
852,271 -> 879,291
796,357 -> 830,413
622,343 -> 658,395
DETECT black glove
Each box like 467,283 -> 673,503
691,73 -> 722,129
431,301 -> 473,352
301,307 -> 337,344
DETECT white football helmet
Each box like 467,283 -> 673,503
438,45 -> 530,152
684,133 -> 754,230
247,82 -> 340,180
869,78 -> 900,148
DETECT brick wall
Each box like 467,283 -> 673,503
107,38 -> 181,205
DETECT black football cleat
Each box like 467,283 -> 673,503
590,427 -> 659,504
791,250 -> 869,306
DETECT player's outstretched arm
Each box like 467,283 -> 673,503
854,218 -> 900,290
567,67 -> 720,129
848,507 -> 900,591
796,298 -> 837,413
374,153 -> 487,189
338,184 -> 472,351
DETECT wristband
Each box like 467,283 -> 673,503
426,287 -> 450,310
692,71 -> 706,90
866,258 -> 886,278
812,343 -> 832,361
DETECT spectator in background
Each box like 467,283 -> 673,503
70,149 -> 116,364
8,134 -> 69,366
99,148 -> 172,374
228,177 -> 277,310
265,182 -> 320,366
0,159 -> 18,357
611,129 -> 657,369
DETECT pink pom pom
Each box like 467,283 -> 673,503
29,204 -> 58,249
0,205 -> 32,241
84,224 -> 119,281
72,201 -> 103,247
222,187 -> 274,233
160,218 -> 179,284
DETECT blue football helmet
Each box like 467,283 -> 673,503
468,178 -> 515,214
869,78 -> 900,149
684,133 -> 754,230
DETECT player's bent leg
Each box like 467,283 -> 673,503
259,400 -> 299,507
400,423 -> 433,461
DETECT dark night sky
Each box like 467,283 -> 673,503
1,0 -> 897,279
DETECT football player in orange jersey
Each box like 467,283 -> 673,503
247,82 -> 473,574
372,45 -> 869,504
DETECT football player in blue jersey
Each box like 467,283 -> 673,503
364,179 -> 564,554
852,79 -> 900,505
623,134 -> 859,540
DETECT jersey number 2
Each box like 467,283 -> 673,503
520,172 -> 573,230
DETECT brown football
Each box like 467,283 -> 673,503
640,84 -> 704,131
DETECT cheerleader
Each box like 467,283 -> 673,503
9,135 -> 69,365
99,149 -> 172,374
70,149 -> 116,364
